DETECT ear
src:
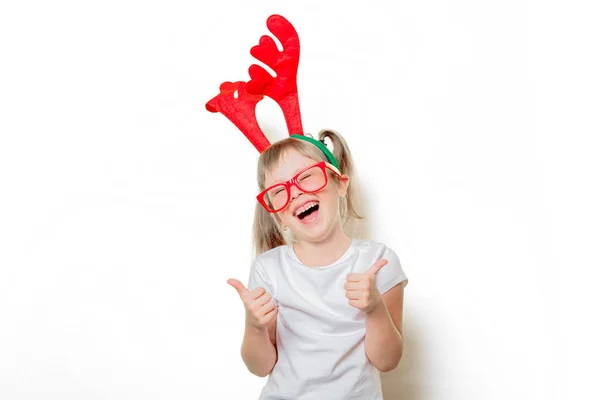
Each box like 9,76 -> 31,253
335,174 -> 350,197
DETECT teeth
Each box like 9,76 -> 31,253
294,201 -> 318,216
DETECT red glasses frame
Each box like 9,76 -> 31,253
257,161 -> 342,213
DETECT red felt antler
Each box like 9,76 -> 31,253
205,81 -> 270,153
246,15 -> 303,135
205,15 -> 304,153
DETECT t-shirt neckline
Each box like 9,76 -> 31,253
287,238 -> 357,269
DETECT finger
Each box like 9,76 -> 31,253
258,299 -> 277,316
366,259 -> 388,276
261,306 -> 278,325
249,286 -> 266,300
346,273 -> 363,282
253,292 -> 273,308
227,279 -> 249,296
348,299 -> 362,309
345,290 -> 361,300
343,281 -> 363,290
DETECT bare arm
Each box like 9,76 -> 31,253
241,311 -> 278,377
228,279 -> 279,377
364,283 -> 405,372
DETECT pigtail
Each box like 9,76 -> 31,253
318,129 -> 365,224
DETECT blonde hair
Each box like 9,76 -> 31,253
252,129 -> 364,257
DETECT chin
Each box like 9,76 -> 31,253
295,213 -> 336,241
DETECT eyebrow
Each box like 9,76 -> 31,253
269,163 -> 314,185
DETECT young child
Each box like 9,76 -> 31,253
227,129 -> 409,400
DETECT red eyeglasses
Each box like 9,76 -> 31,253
257,161 -> 342,213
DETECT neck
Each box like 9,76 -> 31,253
293,223 -> 353,267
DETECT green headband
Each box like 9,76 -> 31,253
289,134 -> 341,172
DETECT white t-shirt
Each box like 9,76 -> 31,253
247,238 -> 409,400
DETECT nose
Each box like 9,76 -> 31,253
289,183 -> 304,202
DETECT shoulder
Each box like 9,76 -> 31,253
353,238 -> 398,259
254,244 -> 290,271
354,238 -> 407,289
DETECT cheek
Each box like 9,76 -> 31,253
279,213 -> 294,225
321,189 -> 341,213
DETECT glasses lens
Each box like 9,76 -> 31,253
264,184 -> 289,211
296,165 -> 326,192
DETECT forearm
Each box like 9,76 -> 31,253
364,300 -> 404,372
240,321 -> 277,377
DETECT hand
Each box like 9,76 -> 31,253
227,279 -> 278,330
344,259 -> 388,314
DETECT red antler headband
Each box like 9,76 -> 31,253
205,14 -> 341,172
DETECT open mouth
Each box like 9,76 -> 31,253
295,202 -> 319,221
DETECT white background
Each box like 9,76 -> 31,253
1,1 -> 598,399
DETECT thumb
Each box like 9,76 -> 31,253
367,259 -> 388,276
227,278 -> 249,296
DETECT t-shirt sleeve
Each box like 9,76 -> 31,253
247,259 -> 272,293
376,245 -> 409,294
247,258 -> 278,306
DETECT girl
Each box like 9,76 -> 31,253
227,129 -> 409,400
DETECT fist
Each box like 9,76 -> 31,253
344,259 -> 388,314
227,278 -> 278,329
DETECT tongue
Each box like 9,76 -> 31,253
300,208 -> 318,223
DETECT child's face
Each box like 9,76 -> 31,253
264,149 -> 349,242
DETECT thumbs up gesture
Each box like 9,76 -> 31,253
227,279 -> 278,330
344,259 -> 388,314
